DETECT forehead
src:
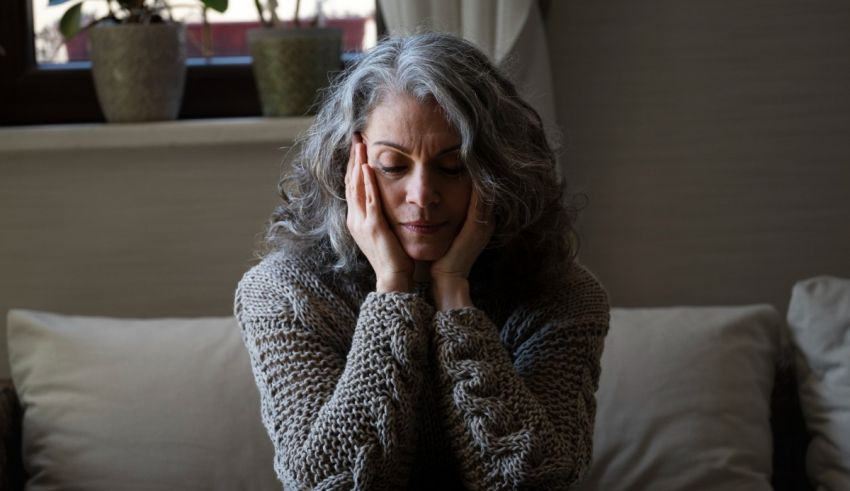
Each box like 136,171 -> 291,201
364,93 -> 459,144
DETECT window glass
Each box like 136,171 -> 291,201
33,0 -> 377,65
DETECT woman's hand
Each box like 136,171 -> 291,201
345,133 -> 414,293
431,188 -> 495,310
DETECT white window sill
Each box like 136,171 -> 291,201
0,117 -> 314,153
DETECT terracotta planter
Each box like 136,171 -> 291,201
247,27 -> 342,117
89,23 -> 187,123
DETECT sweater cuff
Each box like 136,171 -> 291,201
433,307 -> 507,363
362,291 -> 435,323
434,307 -> 494,337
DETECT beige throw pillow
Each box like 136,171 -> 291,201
574,305 -> 782,491
787,276 -> 850,491
7,310 -> 278,491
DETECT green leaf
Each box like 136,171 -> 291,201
201,0 -> 228,13
59,2 -> 84,39
117,0 -> 142,10
253,0 -> 266,24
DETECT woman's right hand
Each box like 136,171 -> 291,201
345,133 -> 414,293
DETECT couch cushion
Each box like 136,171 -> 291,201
787,276 -> 850,491
574,305 -> 782,491
7,310 -> 278,491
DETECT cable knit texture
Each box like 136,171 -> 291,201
235,249 -> 609,490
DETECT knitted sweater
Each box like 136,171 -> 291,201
234,249 -> 610,490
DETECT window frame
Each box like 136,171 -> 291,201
0,0 -> 385,126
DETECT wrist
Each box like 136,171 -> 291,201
376,275 -> 413,293
432,276 -> 472,311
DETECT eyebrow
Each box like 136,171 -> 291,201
371,140 -> 461,157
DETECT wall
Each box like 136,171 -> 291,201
0,120 -> 305,378
546,0 -> 850,310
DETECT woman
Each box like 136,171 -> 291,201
235,32 -> 610,490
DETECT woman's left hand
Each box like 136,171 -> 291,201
431,188 -> 495,310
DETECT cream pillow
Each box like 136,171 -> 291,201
787,276 -> 850,491
7,310 -> 278,491
574,305 -> 782,491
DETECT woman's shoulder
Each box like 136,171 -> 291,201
235,246 -> 369,320
508,261 -> 608,314
239,248 -> 317,289
235,247 -> 330,316
558,261 -> 611,318
500,261 -> 610,343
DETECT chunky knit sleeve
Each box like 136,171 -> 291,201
432,263 -> 610,490
234,253 -> 433,490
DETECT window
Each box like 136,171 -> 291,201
1,0 -> 383,126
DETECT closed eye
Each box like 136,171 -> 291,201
378,164 -> 466,177
440,166 -> 466,176
378,165 -> 407,175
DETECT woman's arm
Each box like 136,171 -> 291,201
235,254 -> 432,490
432,264 -> 610,490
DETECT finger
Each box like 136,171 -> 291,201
467,186 -> 484,224
345,133 -> 362,201
344,168 -> 353,209
471,188 -> 493,227
346,141 -> 363,217
355,140 -> 375,212
346,148 -> 354,182
462,188 -> 494,250
356,141 -> 370,209
361,162 -> 381,218
352,142 -> 367,215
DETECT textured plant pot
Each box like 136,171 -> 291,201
89,23 -> 187,123
247,27 -> 342,117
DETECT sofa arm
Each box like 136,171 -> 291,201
0,379 -> 25,491
770,354 -> 813,491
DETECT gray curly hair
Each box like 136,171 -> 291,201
265,32 -> 579,282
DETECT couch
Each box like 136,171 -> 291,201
1,276 -> 847,491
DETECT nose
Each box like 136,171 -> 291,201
405,166 -> 440,208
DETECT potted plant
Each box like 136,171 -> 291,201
248,0 -> 342,117
50,0 -> 228,123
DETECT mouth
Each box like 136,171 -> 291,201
400,221 -> 447,235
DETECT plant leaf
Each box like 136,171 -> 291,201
200,0 -> 227,13
117,0 -> 145,10
59,2 -> 84,39
253,0 -> 266,25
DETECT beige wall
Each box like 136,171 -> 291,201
1,143 -> 289,378
546,0 -> 850,310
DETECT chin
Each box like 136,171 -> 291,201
404,243 -> 449,262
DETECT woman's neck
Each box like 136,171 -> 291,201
414,261 -> 432,283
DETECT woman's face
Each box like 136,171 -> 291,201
361,93 -> 472,261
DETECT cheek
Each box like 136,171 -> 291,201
372,175 -> 399,216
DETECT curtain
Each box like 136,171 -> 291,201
377,0 -> 559,153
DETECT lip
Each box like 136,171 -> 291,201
400,221 -> 446,235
